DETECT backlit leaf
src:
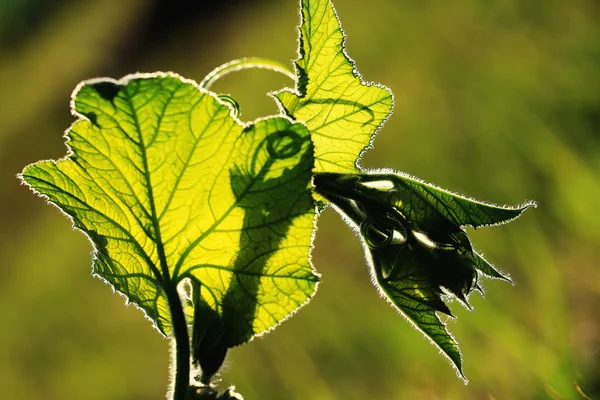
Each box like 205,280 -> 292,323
20,74 -> 319,352
274,0 -> 394,174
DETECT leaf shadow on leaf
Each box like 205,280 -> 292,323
191,124 -> 315,380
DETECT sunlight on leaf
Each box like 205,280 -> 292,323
20,74 -> 319,351
274,0 -> 393,174
17,0 -> 540,390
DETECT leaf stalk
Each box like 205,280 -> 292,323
165,282 -> 191,400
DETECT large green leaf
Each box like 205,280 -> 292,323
314,172 -> 535,377
20,74 -> 319,348
274,0 -> 393,174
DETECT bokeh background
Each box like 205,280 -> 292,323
1,0 -> 599,399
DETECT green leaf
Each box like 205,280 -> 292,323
473,251 -> 511,282
274,0 -> 393,174
20,74 -> 319,350
314,172 -> 535,378
362,171 -> 534,283
377,172 -> 536,229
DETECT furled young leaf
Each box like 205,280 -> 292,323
365,172 -> 536,282
274,0 -> 393,174
20,74 -> 319,349
314,172 -> 535,377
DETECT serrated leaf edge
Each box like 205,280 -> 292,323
363,167 -> 537,228
269,0 -> 395,170
18,71 -> 322,338
327,201 -> 468,382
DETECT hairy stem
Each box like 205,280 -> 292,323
165,283 -> 190,400
200,57 -> 295,90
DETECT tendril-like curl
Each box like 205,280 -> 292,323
200,57 -> 295,90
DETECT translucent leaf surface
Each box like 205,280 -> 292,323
20,74 -> 319,344
314,172 -> 535,377
274,0 -> 393,174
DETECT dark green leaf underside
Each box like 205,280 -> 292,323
313,171 -> 533,378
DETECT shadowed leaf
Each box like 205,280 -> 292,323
314,171 -> 534,378
378,172 -> 536,229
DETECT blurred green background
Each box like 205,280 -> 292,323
1,0 -> 599,399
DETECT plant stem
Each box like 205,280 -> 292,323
165,283 -> 190,400
199,57 -> 295,90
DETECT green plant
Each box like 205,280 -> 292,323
19,0 -> 534,398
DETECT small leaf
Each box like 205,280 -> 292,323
373,172 -> 536,229
274,0 -> 393,174
314,171 -> 534,378
473,251 -> 511,282
20,74 -> 319,355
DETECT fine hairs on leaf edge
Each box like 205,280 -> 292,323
186,209 -> 324,350
362,167 -> 538,228
474,251 -> 514,287
326,201 -> 469,383
14,0 -> 540,397
17,71 -> 322,340
321,166 -> 537,382
269,0 -> 395,171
